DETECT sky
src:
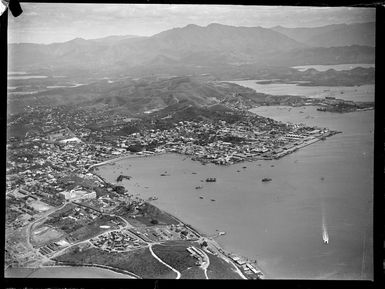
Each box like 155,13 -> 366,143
8,4 -> 376,44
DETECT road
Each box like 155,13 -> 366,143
196,247 -> 210,279
26,202 -> 68,250
148,244 -> 181,279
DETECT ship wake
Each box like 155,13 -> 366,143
322,202 -> 329,244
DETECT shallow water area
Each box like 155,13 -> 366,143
292,63 -> 374,71
227,81 -> 374,102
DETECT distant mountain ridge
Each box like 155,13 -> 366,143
9,22 -> 375,76
272,22 -> 375,47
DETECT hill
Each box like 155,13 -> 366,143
272,22 -> 375,47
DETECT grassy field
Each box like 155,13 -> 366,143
54,246 -> 174,278
180,266 -> 206,279
137,203 -> 180,226
69,216 -> 120,242
152,243 -> 197,272
31,227 -> 64,247
47,203 -> 76,218
206,253 -> 243,279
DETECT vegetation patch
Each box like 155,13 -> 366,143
54,246 -> 174,279
68,216 -> 121,242
152,243 -> 197,272
180,266 -> 206,279
31,227 -> 64,247
135,203 -> 179,226
207,254 -> 242,279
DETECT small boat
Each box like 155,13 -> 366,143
206,178 -> 216,182
199,196 -> 204,199
210,199 -> 215,202
322,221 -> 329,244
262,178 -> 272,182
195,186 -> 203,190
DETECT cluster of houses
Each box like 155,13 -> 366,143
90,230 -> 145,252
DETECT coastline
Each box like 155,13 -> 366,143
91,108 -> 373,279
92,156 -> 269,279
5,264 -> 138,278
91,166 -> 265,279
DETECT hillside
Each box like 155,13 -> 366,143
272,22 -> 375,47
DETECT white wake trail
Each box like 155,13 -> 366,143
321,197 -> 329,244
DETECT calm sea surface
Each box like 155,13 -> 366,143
97,106 -> 373,280
227,81 -> 374,102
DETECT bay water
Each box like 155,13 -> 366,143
97,107 -> 373,280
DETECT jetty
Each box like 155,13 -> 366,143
116,175 -> 132,182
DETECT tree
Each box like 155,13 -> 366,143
150,219 -> 159,225
114,185 -> 126,194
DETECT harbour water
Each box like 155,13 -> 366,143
227,81 -> 374,102
96,106 -> 373,280
292,63 -> 374,72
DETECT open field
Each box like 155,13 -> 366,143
31,226 -> 64,247
68,216 -> 121,242
207,253 -> 243,279
180,266 -> 206,279
152,243 -> 198,272
54,246 -> 174,278
29,200 -> 52,212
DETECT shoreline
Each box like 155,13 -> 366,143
93,154 -> 268,278
91,162 -> 265,278
5,264 -> 138,279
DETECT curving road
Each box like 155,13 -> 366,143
148,244 -> 181,279
196,247 -> 210,279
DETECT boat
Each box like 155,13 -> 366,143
206,178 -> 216,182
262,178 -> 272,182
195,186 -> 203,190
322,219 -> 329,244
199,196 -> 204,199
323,230 -> 329,244
210,199 -> 215,202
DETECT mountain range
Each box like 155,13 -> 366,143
9,22 -> 375,76
272,22 -> 375,47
